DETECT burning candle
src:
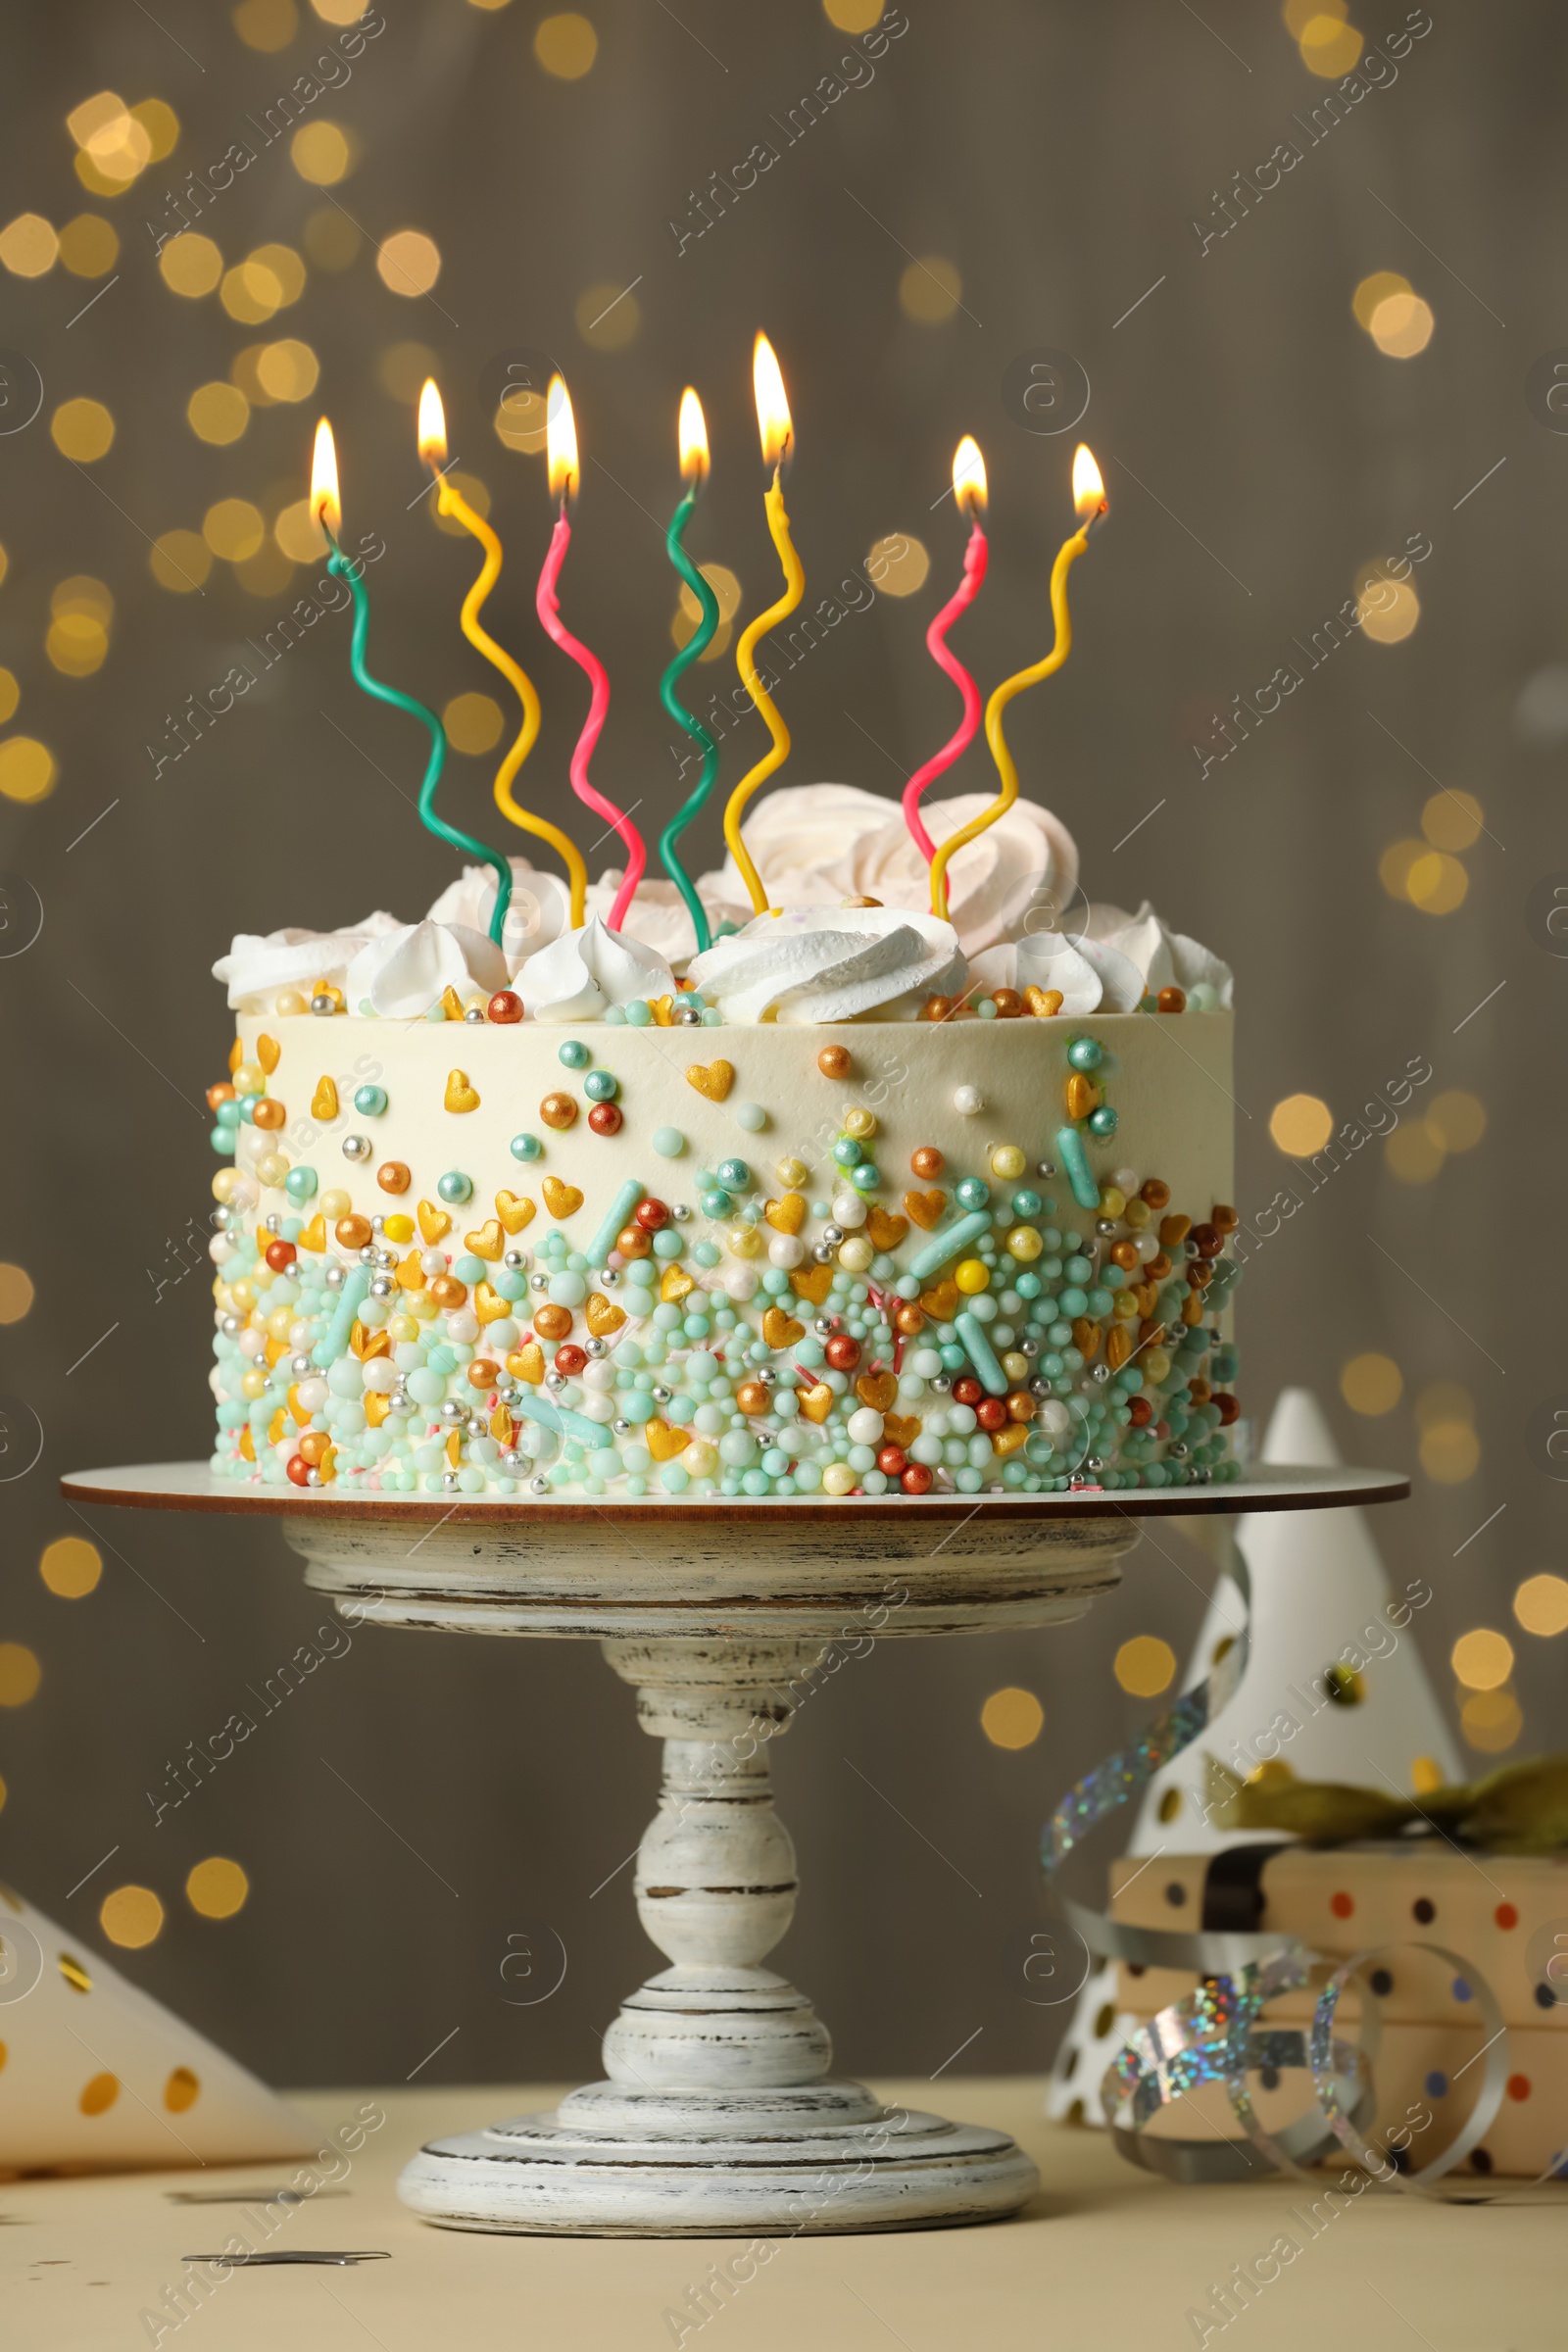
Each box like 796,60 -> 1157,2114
904,435 -> 988,908
723,332 -> 805,918
657,387 -> 720,956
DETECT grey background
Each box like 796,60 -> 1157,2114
0,0 -> 1559,2092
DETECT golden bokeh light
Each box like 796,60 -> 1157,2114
187,380 -> 251,445
1514,1574 -> 1568,1639
1425,1090 -> 1485,1153
535,12 -> 599,75
672,563 -> 743,657
575,279 -> 642,351
132,98 -> 179,162
304,207 -> 360,270
0,739 -> 57,803
378,340 -> 437,402
0,543 -> 9,586
40,1537 -> 102,1598
1369,292 -> 1436,359
494,390 -> 547,454
159,231 -> 222,297
186,1857 -> 250,1918
1421,789 -> 1483,852
50,397 -> 115,463
46,613 -> 109,677
1404,849 -> 1467,914
1384,1121 -> 1444,1185
1298,13 -> 1363,74
900,256 -> 962,324
865,533 -> 931,598
1451,1627 -> 1514,1691
1377,837 -> 1424,901
235,541 -> 296,598
150,529 -> 213,593
58,214 -> 119,277
980,1686 -> 1045,1749
442,692 -> 505,754
52,575 -> 113,624
468,0 -> 514,10
1420,1420 -> 1480,1485
1340,1351 -> 1402,1416
229,344 -> 275,408
68,93 -> 152,186
203,498 -> 266,562
0,1264 -> 35,1322
233,0 -> 299,49
1351,269 -> 1409,330
1356,575 -> 1420,643
1268,1092 -> 1333,1156
0,672 -> 18,725
430,469 -> 491,536
274,497 -> 328,563
377,229 -> 442,297
0,214 -> 58,276
1114,1636 -> 1176,1697
256,338 -> 319,402
824,0 -> 883,26
312,0 -> 370,20
0,1643 -> 42,1706
1410,1755 -> 1445,1795
291,122 -> 354,184
1461,1687 -> 1521,1754
1283,0 -> 1346,29
100,1885 -> 164,1948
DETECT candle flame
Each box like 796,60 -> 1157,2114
678,386 -> 710,485
1072,443 -> 1105,519
953,435 -> 987,516
417,378 -> 447,467
547,373 -> 579,502
753,332 -> 792,469
311,416 -> 340,537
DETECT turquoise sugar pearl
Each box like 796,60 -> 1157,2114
1066,1036 -> 1103,1071
423,1004 -> 445,1022
1088,1104 -> 1119,1138
1010,1189 -> 1043,1219
652,1126 -> 685,1157
584,1069 -> 618,1102
604,1005 -> 627,1025
832,1136 -> 862,1168
437,1170 -> 472,1203
354,1085 -> 387,1116
849,1161 -> 880,1194
956,1176 -> 991,1211
700,1190 -> 733,1219
976,999 -> 997,1020
626,999 -> 653,1026
453,1254 -> 486,1285
716,1158 -> 752,1191
510,1133 -> 543,1162
734,1102 -> 766,1133
284,1167 -> 318,1201
559,1040 -> 591,1070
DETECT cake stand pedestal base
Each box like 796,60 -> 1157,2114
400,1633 -> 1039,2235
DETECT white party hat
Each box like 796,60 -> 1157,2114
0,1883 -> 316,2173
1045,1387 -> 1459,2122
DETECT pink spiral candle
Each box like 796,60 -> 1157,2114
902,514 -> 989,866
535,507 -> 645,931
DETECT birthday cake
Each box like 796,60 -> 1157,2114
205,786 -> 1244,1503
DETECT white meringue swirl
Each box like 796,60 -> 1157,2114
428,861 -> 710,968
213,912 -> 403,1010
687,904 -> 966,1025
344,919 -> 509,1019
516,916 -> 676,1022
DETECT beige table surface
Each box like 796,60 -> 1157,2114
5,2081 -> 1562,2351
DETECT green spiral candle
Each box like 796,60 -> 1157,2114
656,390 -> 720,956
313,418 -> 513,950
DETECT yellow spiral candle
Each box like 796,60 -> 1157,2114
723,332 -> 805,917
417,380 -> 587,927
929,444 -> 1107,922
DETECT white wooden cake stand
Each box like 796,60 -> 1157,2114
62,1463 -> 1407,2237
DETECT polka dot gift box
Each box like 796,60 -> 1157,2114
1109,1844 -> 1568,2179
0,1884 -> 314,2173
206,788 -> 1244,1506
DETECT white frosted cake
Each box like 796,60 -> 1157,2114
205,788 -> 1242,1501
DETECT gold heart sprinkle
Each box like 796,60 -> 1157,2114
686,1058 -> 735,1102
660,1265 -> 695,1303
395,1250 -> 426,1292
311,1076 -> 339,1121
507,1344 -> 545,1385
416,1200 -> 451,1244
645,1417 -> 690,1461
297,1213 -> 326,1252
883,1412 -> 920,1447
495,1190 -> 535,1235
445,1068 -> 480,1113
466,1220 -> 504,1261
650,995 -> 675,1027
542,1175 -> 584,1218
904,1190 -> 946,1232
856,1371 -> 898,1413
473,1282 -> 510,1323
256,1034 -> 280,1074
763,1192 -> 807,1236
799,1382 -> 835,1425
865,1207 -> 908,1251
761,1305 -> 805,1350
586,1292 -> 626,1337
920,1278 -> 960,1320
790,1263 -> 834,1306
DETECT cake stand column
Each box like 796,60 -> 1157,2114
398,1629 -> 1040,2234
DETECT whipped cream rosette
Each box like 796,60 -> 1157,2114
686,902 -> 966,1023
516,915 -> 677,1020
344,919 -> 509,1019
213,912 -> 403,1011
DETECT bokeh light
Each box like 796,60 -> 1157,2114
1425,1090 -> 1485,1153
1369,292 -> 1436,358
442,692 -> 505,754
824,0 -> 882,26
186,1857 -> 250,1918
187,381 -> 250,445
1420,1419 -> 1480,1485
535,12 -> 598,75
99,1885 -> 163,1947
899,257 -> 961,323
46,612 -> 109,677
0,739 -> 57,803
1114,1636 -> 1176,1697
1340,1351 -> 1401,1415
159,231 -> 222,297
1352,269 -> 1409,330
50,398 -> 115,462
203,498 -> 266,562
1421,790 -> 1483,852
376,229 -> 442,297
256,338 -> 319,402
0,1264 -> 34,1322
132,98 -> 179,162
40,1537 -> 102,1597
1268,1093 -> 1332,1155
575,279 -> 642,351
291,122 -> 354,184
672,563 -> 743,659
312,0 -> 370,21
429,469 -> 490,536
1384,1122 -> 1444,1185
980,1687 -> 1045,1749
0,672 -> 18,725
494,389 -> 547,454
866,534 -> 931,597
235,541 -> 296,598
1461,1688 -> 1521,1754
233,0 -> 299,49
0,1643 -> 41,1705
58,215 -> 119,277
274,498 -> 328,563
68,93 -> 152,187
150,529 -> 213,593
1514,1574 -> 1568,1639
1451,1628 -> 1514,1690
1298,13 -> 1362,74
1356,573 -> 1420,643
0,214 -> 59,276
1404,849 -> 1467,913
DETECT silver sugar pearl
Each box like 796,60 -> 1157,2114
442,1472 -> 462,1493
1036,1160 -> 1055,1179
290,1352 -> 312,1376
822,1223 -> 844,1248
1019,1338 -> 1040,1358
467,1412 -> 487,1437
811,1242 -> 835,1263
674,999 -> 703,1026
931,1373 -> 953,1395
546,1370 -> 565,1392
530,1271 -> 551,1292
358,1245 -> 378,1265
370,1215 -> 385,1234
599,1266 -> 621,1288
1092,1363 -> 1110,1383
586,1337 -> 608,1358
1028,1375 -> 1053,1398
324,1264 -> 345,1290
813,1316 -> 833,1337
220,1312 -> 243,1338
1096,1218 -> 1118,1238
342,1134 -> 371,1162
612,1417 -> 632,1436
1085,1455 -> 1104,1473
440,1399 -> 466,1422
756,1367 -> 776,1388
1168,1440 -> 1190,1460
529,1474 -> 550,1494
672,1203 -> 692,1223
651,1384 -> 672,1406
310,993 -> 336,1016
264,1211 -> 282,1234
501,1448 -> 523,1472
213,1206 -> 232,1231
503,1250 -> 528,1272
463,1003 -> 486,1023
368,1276 -> 395,1299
